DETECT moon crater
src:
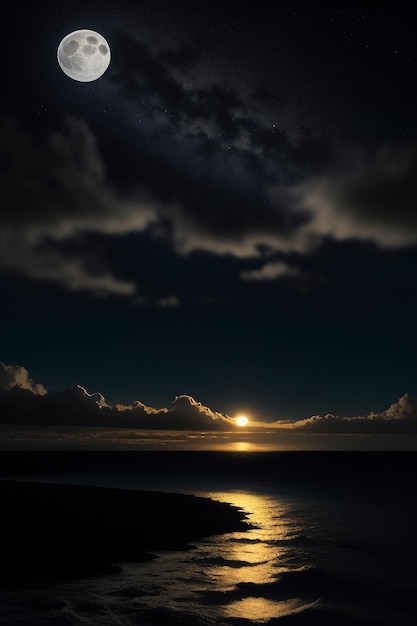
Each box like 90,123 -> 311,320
57,29 -> 111,82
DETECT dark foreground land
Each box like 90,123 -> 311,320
0,481 -> 249,586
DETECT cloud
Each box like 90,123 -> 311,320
156,295 -> 180,308
238,143 -> 417,281
112,28 -> 331,178
163,394 -> 233,430
112,32 -> 263,155
241,260 -> 300,281
275,394 -> 417,434
0,362 -> 47,396
5,247 -> 135,296
107,31 -> 328,259
292,143 -> 417,249
0,116 -> 159,296
165,141 -> 417,273
2,362 -> 416,436
159,136 -> 417,276
2,111 -> 416,301
0,113 -> 302,294
0,363 -> 234,430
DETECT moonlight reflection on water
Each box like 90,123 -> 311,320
198,490 -> 307,621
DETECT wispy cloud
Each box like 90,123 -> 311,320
241,260 -> 300,281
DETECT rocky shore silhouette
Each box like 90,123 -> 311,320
0,481 -> 249,585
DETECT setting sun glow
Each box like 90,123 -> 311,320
236,415 -> 249,427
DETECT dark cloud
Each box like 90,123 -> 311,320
1,362 -> 416,435
2,112 -> 416,305
110,30 -> 329,183
276,394 -> 417,435
0,113 -> 302,295
107,36 -> 417,264
293,144 -> 417,249
3,30 -> 417,302
0,363 -> 234,430
0,362 -> 47,396
243,142 -> 417,281
0,116 -> 158,296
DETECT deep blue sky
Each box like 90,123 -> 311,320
1,0 -> 416,429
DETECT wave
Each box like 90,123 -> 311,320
263,604 -> 384,625
107,585 -> 161,598
224,536 -> 265,544
197,566 -> 378,606
268,534 -> 333,547
236,566 -> 378,599
136,606 -> 215,625
195,556 -> 268,568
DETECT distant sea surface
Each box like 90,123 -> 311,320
1,451 -> 416,625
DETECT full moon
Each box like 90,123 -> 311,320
57,29 -> 111,82
236,415 -> 249,427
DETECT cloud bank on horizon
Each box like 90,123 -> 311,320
1,362 -> 416,435
0,362 -> 234,431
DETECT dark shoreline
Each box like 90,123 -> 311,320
0,480 -> 249,586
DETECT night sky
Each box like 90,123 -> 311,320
1,0 -> 416,449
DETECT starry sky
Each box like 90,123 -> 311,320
1,0 -> 417,449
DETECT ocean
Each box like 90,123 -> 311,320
0,451 -> 416,625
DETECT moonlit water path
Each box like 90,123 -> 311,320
1,452 -> 416,625
97,490 -> 319,624
0,488 -> 314,624
124,491 -> 311,623
0,487 -> 414,625
189,491 -> 315,622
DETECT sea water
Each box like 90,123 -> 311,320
0,451 -> 416,625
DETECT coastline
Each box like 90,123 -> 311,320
0,480 -> 249,586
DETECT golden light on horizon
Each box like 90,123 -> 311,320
236,415 -> 249,427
